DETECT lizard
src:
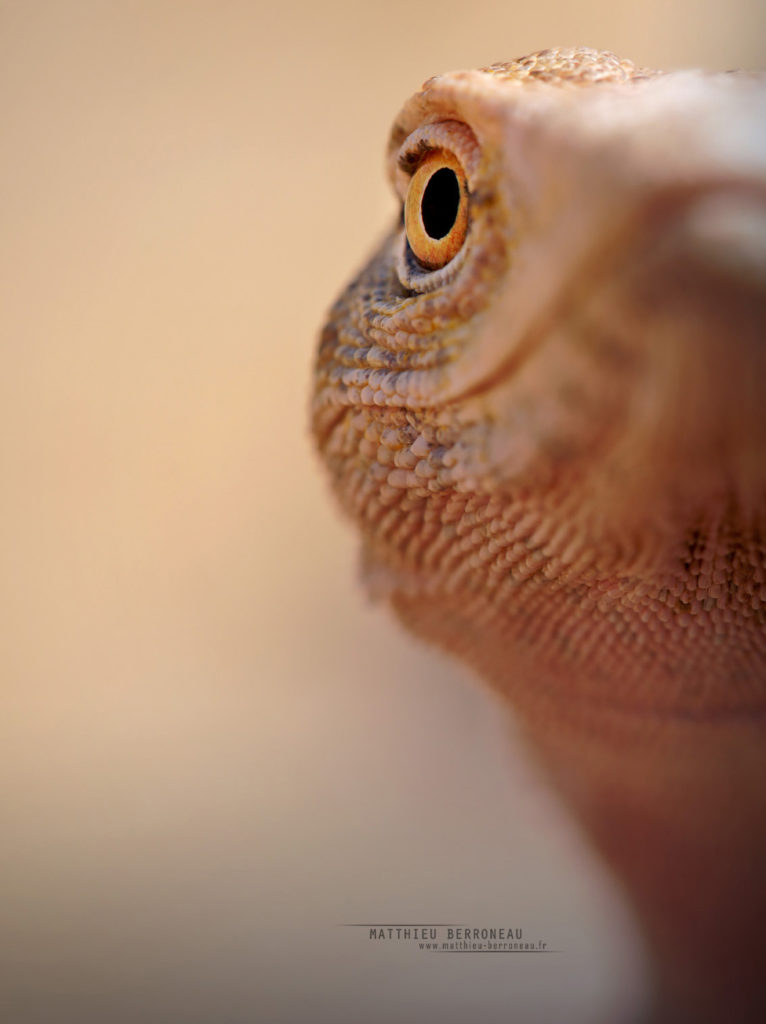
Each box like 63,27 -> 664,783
310,48 -> 766,1023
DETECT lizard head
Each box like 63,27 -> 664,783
311,47 -> 766,714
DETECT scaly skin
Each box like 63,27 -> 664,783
312,49 -> 766,1021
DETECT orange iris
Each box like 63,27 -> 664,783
404,149 -> 468,271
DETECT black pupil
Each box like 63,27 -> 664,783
420,167 -> 460,240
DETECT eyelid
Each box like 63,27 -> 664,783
392,121 -> 481,201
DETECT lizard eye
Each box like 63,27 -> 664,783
404,150 -> 468,270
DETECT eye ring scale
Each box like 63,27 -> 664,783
404,149 -> 469,271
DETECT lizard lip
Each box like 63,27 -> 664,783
453,182 -> 766,406
652,189 -> 766,289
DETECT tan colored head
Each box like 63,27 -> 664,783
312,46 -> 766,719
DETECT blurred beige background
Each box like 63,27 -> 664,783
1,2 -> 763,1022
